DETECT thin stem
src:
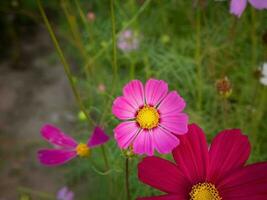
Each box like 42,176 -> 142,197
99,0 -> 118,124
195,7 -> 202,110
60,0 -> 88,61
101,145 -> 109,170
111,0 -> 118,80
125,158 -> 131,200
222,97 -> 228,127
250,7 -> 257,68
37,0 -> 95,127
130,55 -> 135,79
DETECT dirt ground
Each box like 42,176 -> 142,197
0,28 -> 76,200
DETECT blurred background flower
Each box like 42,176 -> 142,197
117,29 -> 140,53
230,0 -> 267,17
57,186 -> 74,200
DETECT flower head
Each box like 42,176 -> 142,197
87,11 -> 95,22
112,79 -> 189,155
138,124 -> 267,199
57,186 -> 74,200
230,0 -> 267,18
97,83 -> 106,93
260,63 -> 267,86
117,29 -> 139,53
37,124 -> 109,166
215,76 -> 232,98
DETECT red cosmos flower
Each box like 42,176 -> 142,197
138,124 -> 267,200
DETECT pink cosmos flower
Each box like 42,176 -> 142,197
230,0 -> 267,17
112,79 -> 188,156
138,123 -> 267,199
117,29 -> 139,53
37,124 -> 109,166
57,186 -> 74,200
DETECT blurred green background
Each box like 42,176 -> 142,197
0,0 -> 266,199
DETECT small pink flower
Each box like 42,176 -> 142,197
112,79 -> 189,156
230,0 -> 267,18
98,83 -> 106,93
37,124 -> 109,166
87,11 -> 95,22
117,29 -> 139,53
57,186 -> 74,200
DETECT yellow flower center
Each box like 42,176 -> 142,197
76,143 -> 90,157
190,182 -> 222,200
136,105 -> 159,129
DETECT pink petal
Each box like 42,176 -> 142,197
172,124 -> 208,184
138,156 -> 190,196
37,149 -> 77,166
114,121 -> 139,149
65,191 -> 74,200
87,126 -> 110,148
123,80 -> 145,109
249,0 -> 267,9
41,124 -> 77,148
112,96 -> 136,120
160,113 -> 188,135
145,79 -> 168,106
133,129 -> 154,156
57,187 -> 68,199
158,91 -> 186,116
218,162 -> 267,199
151,127 -> 180,154
138,194 -> 186,200
230,0 -> 248,17
207,129 -> 250,184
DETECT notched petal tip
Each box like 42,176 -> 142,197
88,126 -> 110,148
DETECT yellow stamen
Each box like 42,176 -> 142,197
190,182 -> 222,200
76,143 -> 90,157
136,105 -> 159,129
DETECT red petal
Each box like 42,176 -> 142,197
208,129 -> 250,183
137,194 -> 186,200
218,162 -> 267,199
138,156 -> 190,195
172,124 -> 208,184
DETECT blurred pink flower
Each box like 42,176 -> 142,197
37,124 -> 109,166
117,29 -> 139,53
98,83 -> 106,93
112,79 -> 189,156
57,187 -> 74,200
87,11 -> 95,22
230,0 -> 267,17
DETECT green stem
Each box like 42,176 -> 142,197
101,145 -> 109,170
37,0 -> 95,127
250,7 -> 257,68
130,55 -> 135,79
99,0 -> 118,124
125,158 -> 131,200
60,0 -> 88,61
251,88 -> 267,142
222,97 -> 228,127
195,7 -> 202,110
